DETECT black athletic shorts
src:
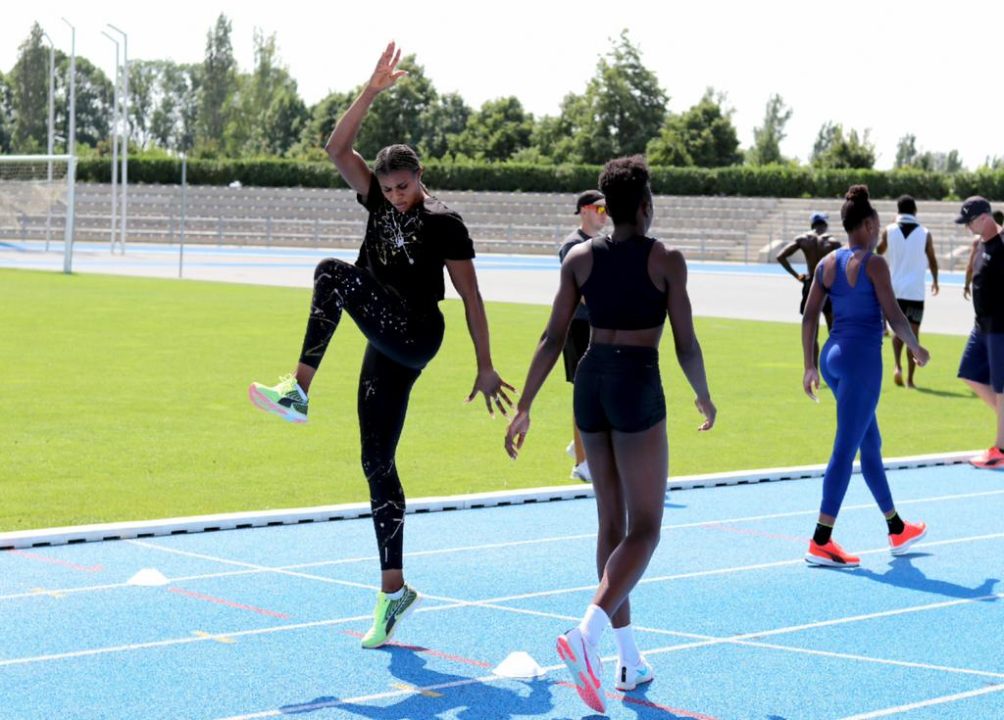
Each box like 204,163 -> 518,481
562,318 -> 591,383
801,277 -> 832,316
896,298 -> 925,325
573,344 -> 666,433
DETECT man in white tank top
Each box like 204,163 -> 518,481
877,195 -> 940,388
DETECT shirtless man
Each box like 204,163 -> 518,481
777,211 -> 842,368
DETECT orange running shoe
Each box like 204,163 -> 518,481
890,521 -> 927,556
805,539 -> 860,568
969,447 -> 1004,469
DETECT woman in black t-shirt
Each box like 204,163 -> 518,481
249,42 -> 513,649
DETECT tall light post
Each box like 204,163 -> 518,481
60,18 -> 75,159
41,30 -> 55,252
107,24 -> 128,254
101,31 -> 120,253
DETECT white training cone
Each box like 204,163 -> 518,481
494,651 -> 545,680
127,568 -> 170,587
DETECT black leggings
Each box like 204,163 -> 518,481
299,258 -> 445,570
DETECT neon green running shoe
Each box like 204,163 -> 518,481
248,373 -> 308,424
360,584 -> 421,649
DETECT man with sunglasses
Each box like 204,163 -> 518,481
559,190 -> 608,481
955,196 -> 1004,468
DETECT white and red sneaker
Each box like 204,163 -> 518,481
556,627 -> 605,713
890,520 -> 927,556
805,539 -> 860,568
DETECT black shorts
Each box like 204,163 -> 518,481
958,328 -> 1004,394
800,277 -> 832,317
896,298 -> 925,325
562,319 -> 591,383
573,344 -> 666,433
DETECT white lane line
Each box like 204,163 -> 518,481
5,486 -> 1002,603
837,684 -> 1004,719
469,601 -> 1004,681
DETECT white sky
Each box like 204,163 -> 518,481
3,0 -> 1001,169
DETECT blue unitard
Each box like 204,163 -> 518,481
818,248 -> 895,518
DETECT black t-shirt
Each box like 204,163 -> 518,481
559,228 -> 591,322
972,234 -> 1004,333
356,175 -> 475,309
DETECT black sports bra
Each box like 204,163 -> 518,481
580,235 -> 667,330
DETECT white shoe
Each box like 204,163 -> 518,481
556,627 -> 605,713
614,656 -> 654,691
571,460 -> 592,482
565,440 -> 576,459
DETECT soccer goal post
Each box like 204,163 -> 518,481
0,154 -> 77,273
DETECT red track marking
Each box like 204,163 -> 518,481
341,630 -> 493,669
9,550 -> 103,573
555,680 -> 719,719
167,587 -> 290,619
702,523 -> 805,543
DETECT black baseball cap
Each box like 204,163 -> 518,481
955,196 -> 992,224
575,190 -> 605,215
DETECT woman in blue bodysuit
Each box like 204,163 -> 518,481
802,185 -> 931,568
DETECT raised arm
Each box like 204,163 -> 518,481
664,247 -> 715,431
776,238 -> 806,281
924,231 -> 939,296
504,249 -> 585,458
324,42 -> 408,197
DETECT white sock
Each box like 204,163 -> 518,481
384,586 -> 405,600
613,625 -> 641,666
578,604 -> 609,646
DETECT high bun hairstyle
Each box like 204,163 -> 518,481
840,184 -> 877,233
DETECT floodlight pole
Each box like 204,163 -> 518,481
101,31 -> 120,254
42,31 -> 55,252
108,24 -> 128,254
60,19 -> 75,159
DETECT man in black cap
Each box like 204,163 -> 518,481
955,196 -> 1004,468
558,190 -> 608,481
776,211 -> 841,369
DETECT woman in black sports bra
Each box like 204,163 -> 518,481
505,155 -> 716,712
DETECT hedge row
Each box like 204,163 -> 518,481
75,157 -> 1004,200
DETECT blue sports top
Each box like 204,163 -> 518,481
824,247 -> 884,343
580,235 -> 668,330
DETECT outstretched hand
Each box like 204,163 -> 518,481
466,369 -> 516,418
504,409 -> 530,459
803,367 -> 821,403
368,41 -> 408,94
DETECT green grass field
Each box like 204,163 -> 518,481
0,268 -> 985,532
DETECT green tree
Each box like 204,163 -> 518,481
747,94 -> 792,165
0,70 -> 13,153
128,60 -> 160,149
51,55 -> 113,150
894,133 -> 918,169
226,30 -> 307,156
196,14 -> 238,154
9,23 -> 49,153
647,89 -> 742,167
556,30 -> 668,164
448,96 -> 533,161
419,92 -> 471,159
148,61 -> 200,153
292,89 -> 354,160
353,54 -> 438,159
810,122 -> 875,169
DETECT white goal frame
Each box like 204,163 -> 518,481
0,154 -> 77,273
